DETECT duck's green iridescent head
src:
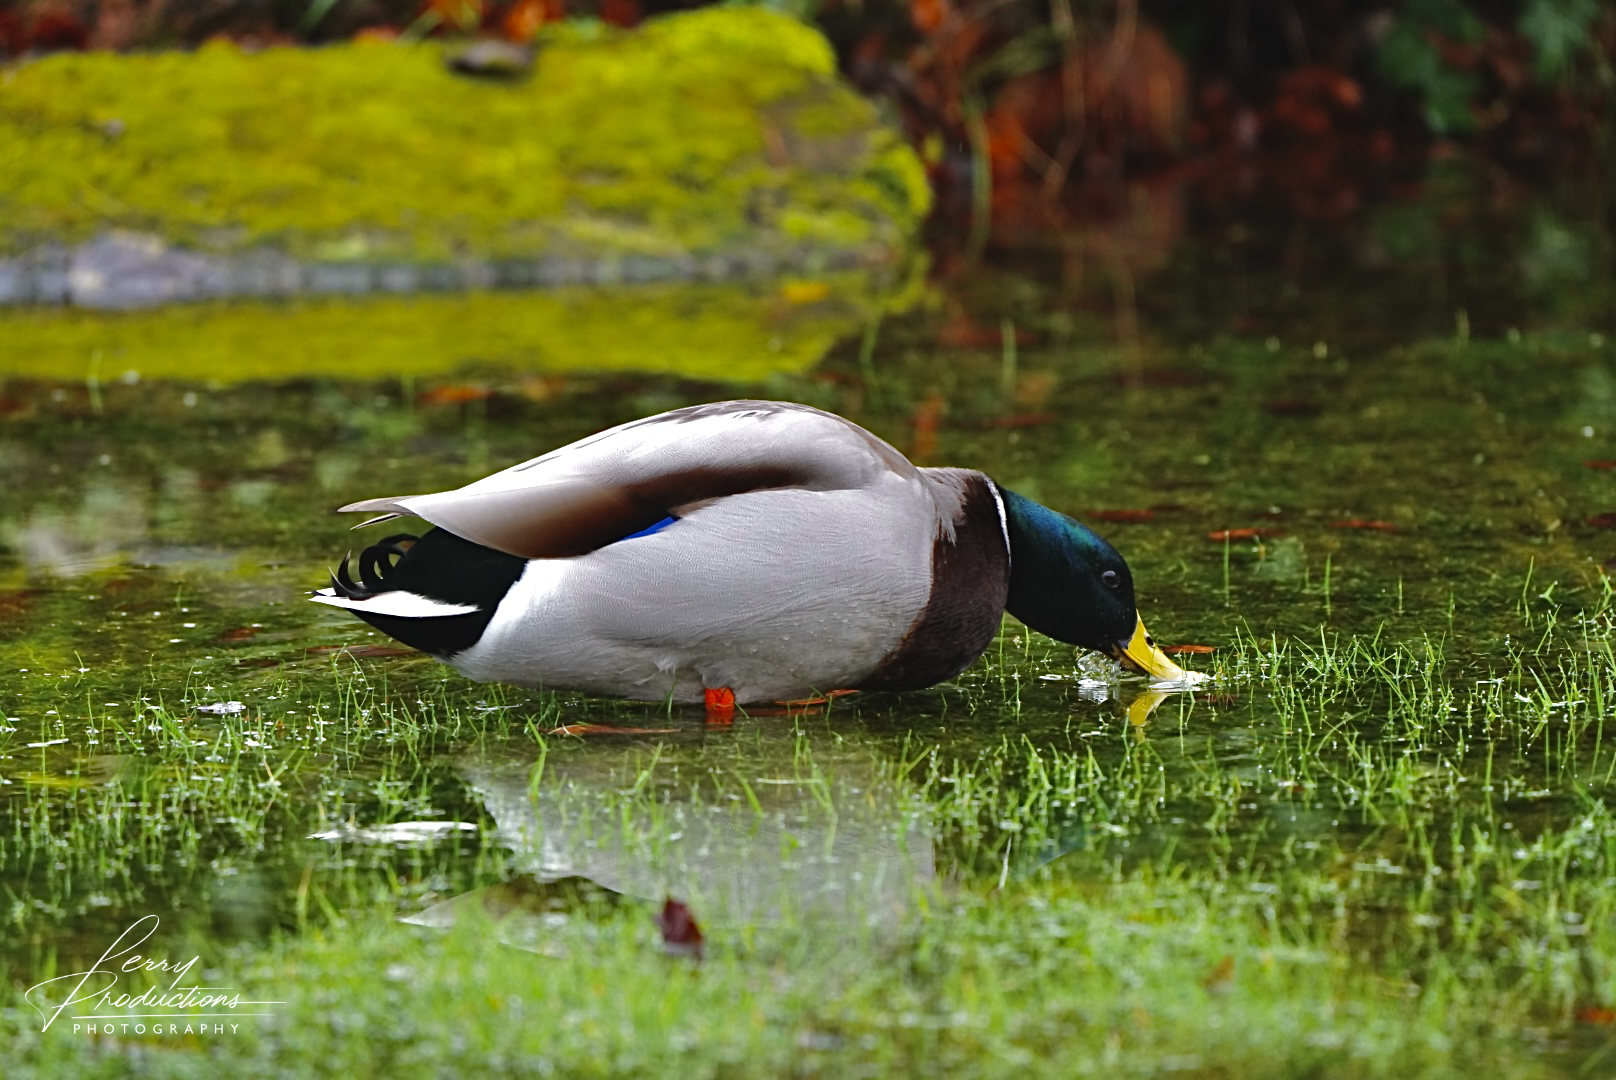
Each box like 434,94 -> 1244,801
998,487 -> 1188,680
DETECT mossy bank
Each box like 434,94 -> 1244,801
0,9 -> 930,307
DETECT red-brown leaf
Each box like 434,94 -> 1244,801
305,644 -> 419,658
0,589 -> 39,626
1208,528 -> 1283,541
656,897 -> 704,958
911,393 -> 943,462
548,723 -> 679,736
418,385 -> 492,407
910,0 -> 947,33
1203,954 -> 1235,993
1261,399 -> 1323,417
350,645 -> 421,658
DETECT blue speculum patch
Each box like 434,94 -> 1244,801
617,515 -> 677,542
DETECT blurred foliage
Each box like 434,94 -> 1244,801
1376,0 -> 1607,133
1521,0 -> 1603,78
5,2 -> 1609,157
1378,0 -> 1486,133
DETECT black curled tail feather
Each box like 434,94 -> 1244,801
329,534 -> 421,600
359,534 -> 418,591
320,526 -> 527,659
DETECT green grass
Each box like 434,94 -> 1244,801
5,328 -> 1616,1075
5,584 -> 1616,1076
9,877 -> 1558,1079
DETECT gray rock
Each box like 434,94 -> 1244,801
68,231 -> 222,309
0,231 -> 876,309
0,245 -> 70,304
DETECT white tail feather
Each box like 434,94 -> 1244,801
310,589 -> 479,619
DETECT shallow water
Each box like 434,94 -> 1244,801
2,160 -> 1615,1071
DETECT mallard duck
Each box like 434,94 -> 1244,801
311,399 -> 1200,704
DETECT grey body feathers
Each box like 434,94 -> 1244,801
318,401 -> 1012,704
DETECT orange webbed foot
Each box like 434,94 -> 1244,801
704,687 -> 736,726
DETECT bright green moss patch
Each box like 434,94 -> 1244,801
0,8 -> 929,265
0,272 -> 887,383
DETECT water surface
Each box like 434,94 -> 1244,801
2,162 -> 1615,1073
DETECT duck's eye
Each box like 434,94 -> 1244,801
1101,570 -> 1120,589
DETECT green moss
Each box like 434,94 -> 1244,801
866,131 -> 935,227
0,271 -> 889,383
0,8 -> 928,264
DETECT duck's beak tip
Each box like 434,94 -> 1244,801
1111,615 -> 1210,688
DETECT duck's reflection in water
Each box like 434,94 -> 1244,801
403,735 -> 936,948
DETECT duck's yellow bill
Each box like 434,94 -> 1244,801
1111,615 -> 1192,682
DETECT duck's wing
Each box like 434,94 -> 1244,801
338,400 -> 921,558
